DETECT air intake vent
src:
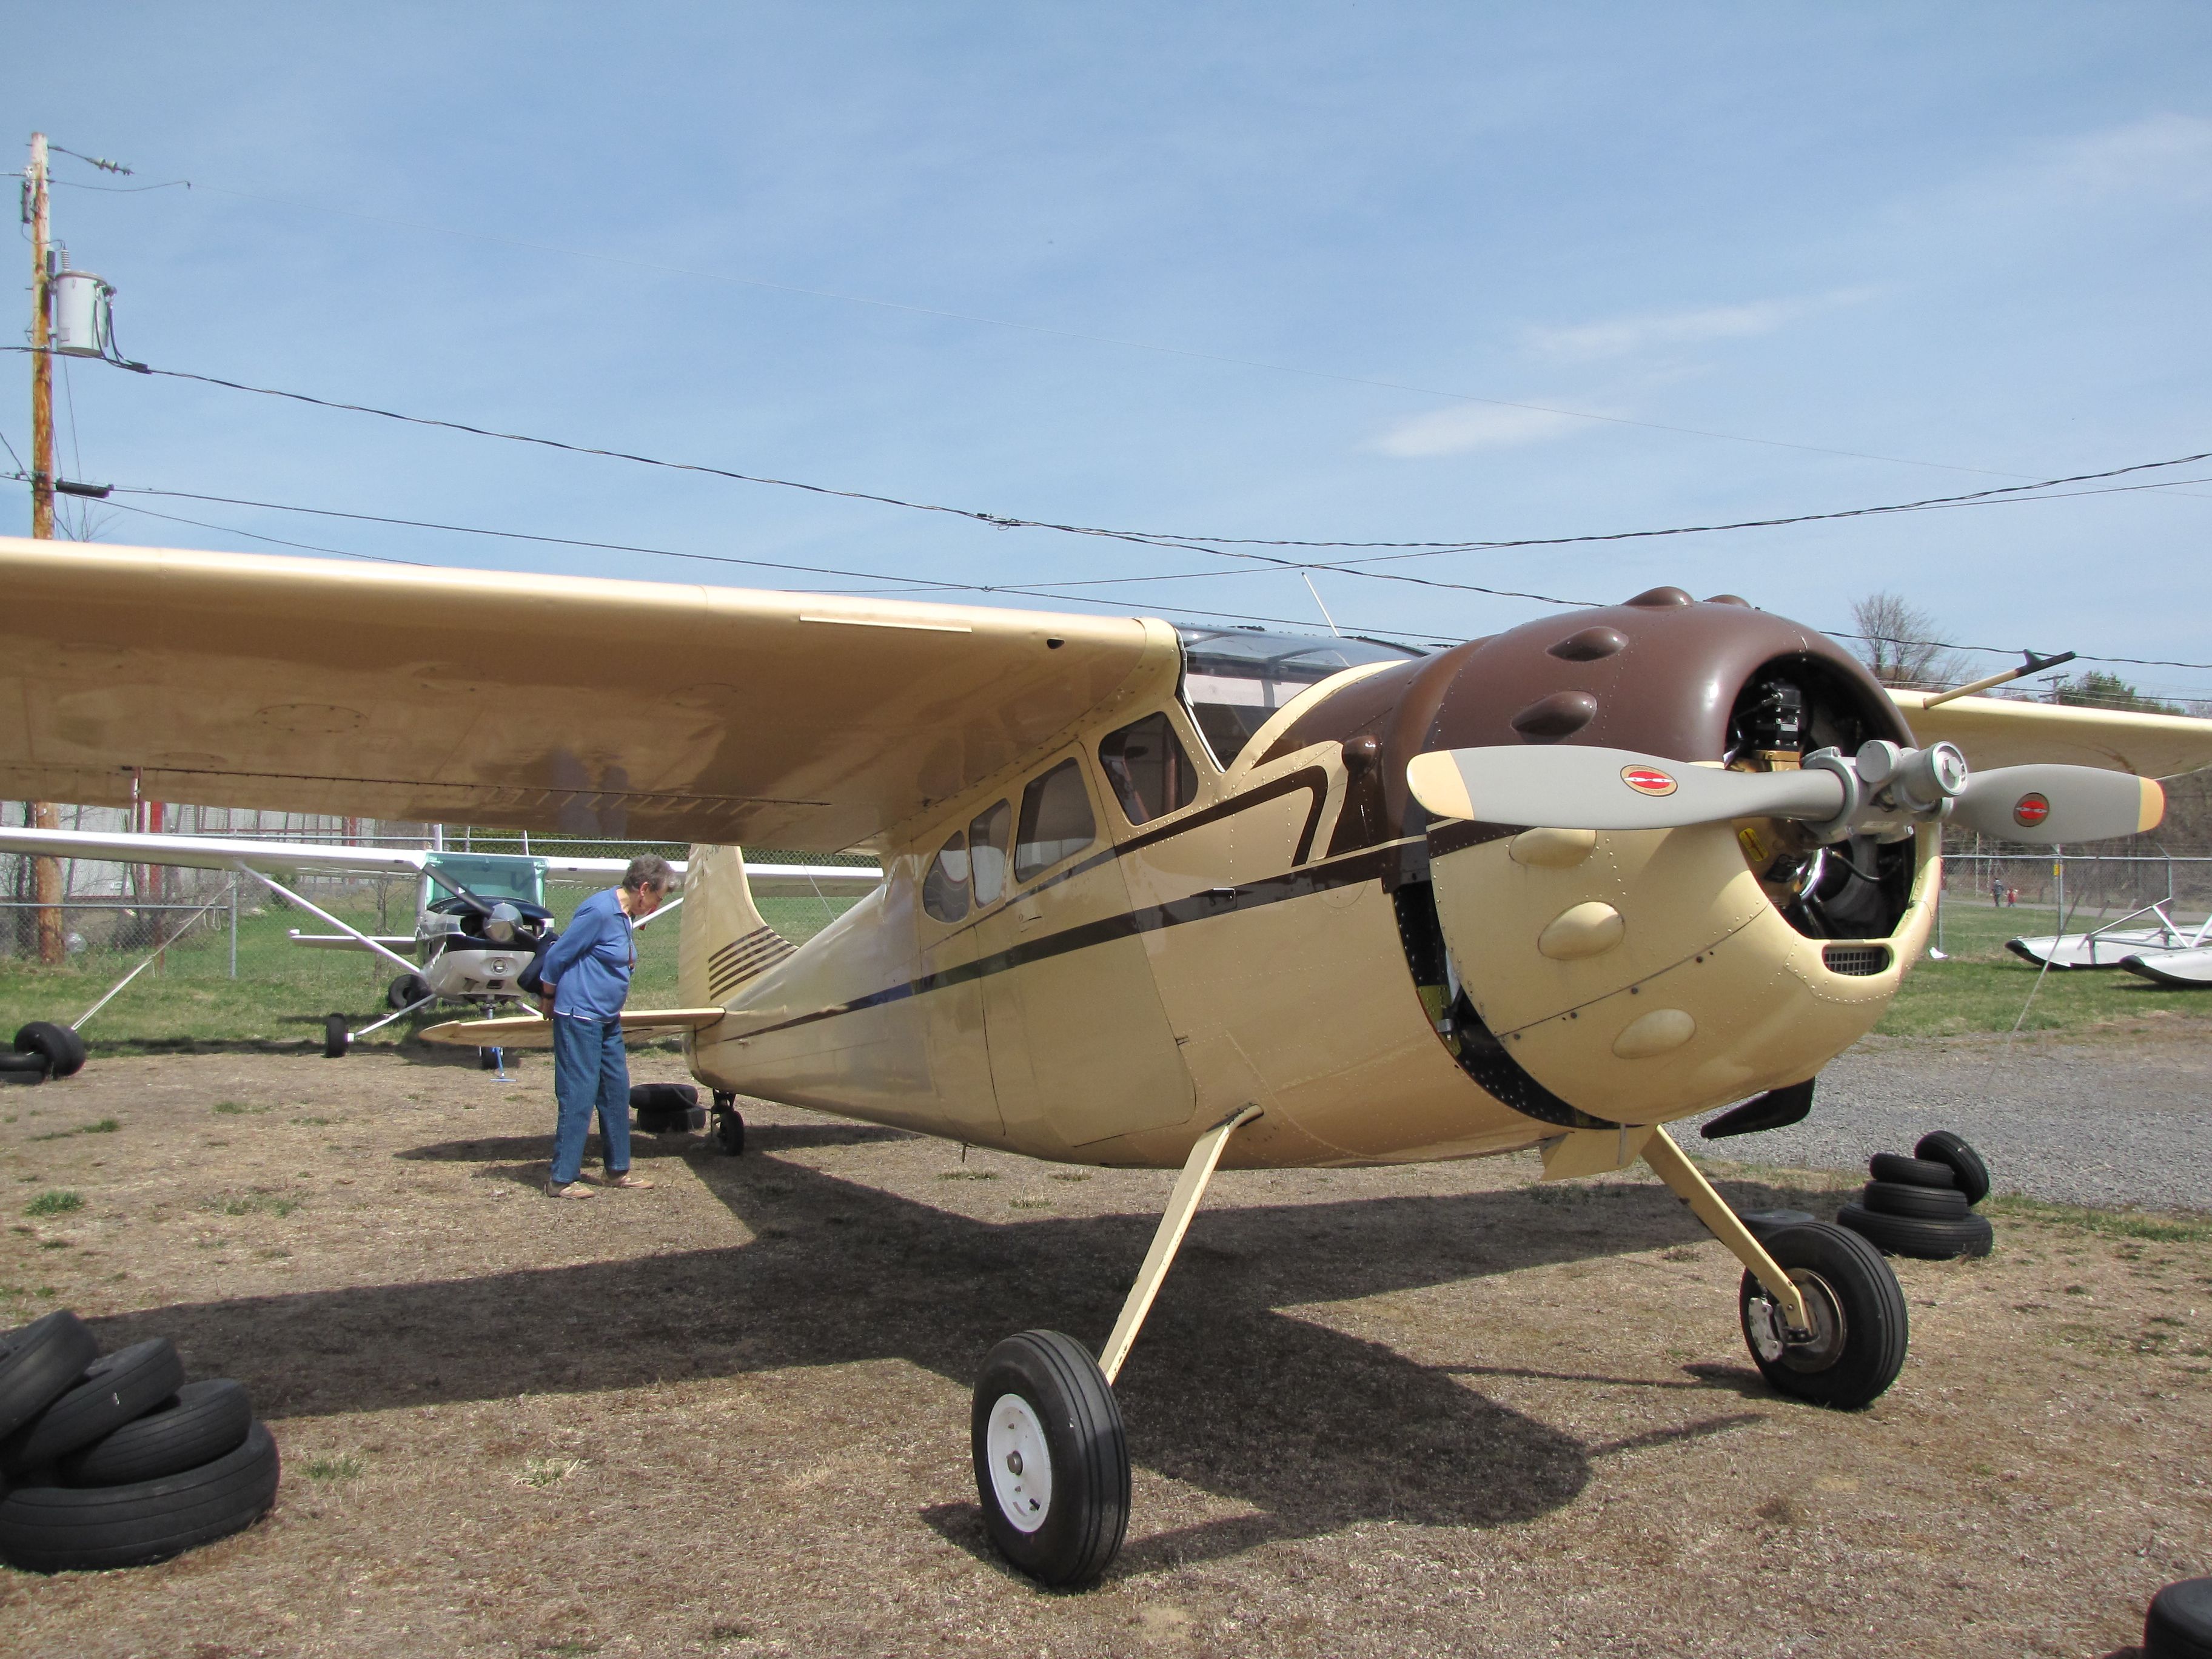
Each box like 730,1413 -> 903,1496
1822,945 -> 1892,977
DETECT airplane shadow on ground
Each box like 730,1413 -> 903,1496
89,1128 -> 1832,1575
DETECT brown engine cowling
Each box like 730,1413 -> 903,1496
1268,588 -> 1937,1128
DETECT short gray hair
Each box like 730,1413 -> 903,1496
622,854 -> 677,894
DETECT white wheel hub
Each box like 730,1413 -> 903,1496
985,1392 -> 1054,1533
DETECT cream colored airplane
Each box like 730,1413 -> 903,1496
4,536 -> 2207,1586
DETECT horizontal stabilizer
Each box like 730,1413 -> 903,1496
419,1007 -> 729,1048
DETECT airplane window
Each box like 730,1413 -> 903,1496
968,800 -> 1011,906
1013,760 -> 1096,882
922,831 -> 970,923
1177,627 -> 1423,768
1098,712 -> 1198,826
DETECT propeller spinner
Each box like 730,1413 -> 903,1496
1406,739 -> 2162,845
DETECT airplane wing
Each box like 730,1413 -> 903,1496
0,537 -> 1179,851
1891,690 -> 2212,779
0,825 -> 883,899
0,824 -> 434,878
536,853 -> 881,896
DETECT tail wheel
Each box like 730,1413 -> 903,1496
321,1015 -> 350,1059
1740,1221 -> 1908,1410
712,1094 -> 745,1156
970,1330 -> 1128,1587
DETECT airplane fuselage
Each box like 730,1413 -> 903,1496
683,592 -> 1936,1173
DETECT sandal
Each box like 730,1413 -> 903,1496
598,1171 -> 655,1190
546,1179 -> 597,1200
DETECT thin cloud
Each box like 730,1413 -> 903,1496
2025,112 -> 2212,204
1523,290 -> 1872,363
1364,403 -> 1593,458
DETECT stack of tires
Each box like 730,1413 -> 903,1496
0,1310 -> 278,1572
631,1082 -> 704,1134
0,1023 -> 87,1088
1838,1131 -> 1994,1260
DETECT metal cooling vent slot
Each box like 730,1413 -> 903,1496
1821,944 -> 1892,977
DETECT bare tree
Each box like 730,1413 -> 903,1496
1848,592 -> 1969,689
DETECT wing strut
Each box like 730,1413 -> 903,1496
1096,1104 -> 1264,1385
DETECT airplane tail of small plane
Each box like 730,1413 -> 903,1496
678,844 -> 797,1008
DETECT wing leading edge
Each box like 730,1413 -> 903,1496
1891,689 -> 2212,779
0,538 -> 1181,850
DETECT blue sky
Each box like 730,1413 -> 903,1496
8,4 -> 2212,696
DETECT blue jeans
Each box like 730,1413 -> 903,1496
549,1016 -> 631,1184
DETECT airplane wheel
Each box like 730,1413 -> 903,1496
970,1330 -> 1128,1588
1738,1222 -> 1908,1411
477,1047 -> 501,1071
712,1105 -> 745,1156
386,974 -> 431,1011
14,1022 -> 86,1079
321,1014 -> 350,1059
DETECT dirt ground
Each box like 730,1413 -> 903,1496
1,1048 -> 2207,1658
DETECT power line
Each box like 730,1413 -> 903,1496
103,358 -> 2212,569
87,489 -> 1457,646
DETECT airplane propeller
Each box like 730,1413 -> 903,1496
1406,740 -> 2162,846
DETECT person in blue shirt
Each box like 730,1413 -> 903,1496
537,854 -> 677,1199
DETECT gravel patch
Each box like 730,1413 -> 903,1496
1694,1019 -> 2212,1211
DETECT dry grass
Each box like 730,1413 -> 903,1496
1,1050 -> 2207,1657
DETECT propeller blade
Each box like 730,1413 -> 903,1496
1406,745 -> 1845,831
1951,765 -> 2163,843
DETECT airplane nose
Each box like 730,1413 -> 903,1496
1426,814 -> 1933,1123
1393,590 -> 1940,1125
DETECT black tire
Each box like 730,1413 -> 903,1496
321,1014 -> 350,1059
2147,1575 -> 2212,1659
0,1419 -> 279,1572
713,1106 -> 745,1158
0,1310 -> 99,1439
1913,1131 -> 1992,1207
2,1337 -> 187,1478
0,1053 -> 47,1085
1867,1151 -> 1955,1190
477,1047 -> 501,1071
1838,1202 -> 1994,1261
1738,1221 -> 1909,1410
971,1330 -> 1128,1588
61,1379 -> 253,1488
386,974 -> 431,1011
629,1083 -> 699,1114
1861,1179 -> 1970,1221
14,1022 -> 85,1079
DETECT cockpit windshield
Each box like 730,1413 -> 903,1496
423,852 -> 546,908
1178,628 -> 1424,768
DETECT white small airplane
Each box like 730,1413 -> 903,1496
0,825 -> 880,1055
2006,903 -> 2212,970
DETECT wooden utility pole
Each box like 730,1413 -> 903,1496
25,132 -> 62,965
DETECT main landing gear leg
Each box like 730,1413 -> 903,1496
711,1091 -> 744,1156
1643,1125 -> 1908,1410
970,1104 -> 1262,1589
